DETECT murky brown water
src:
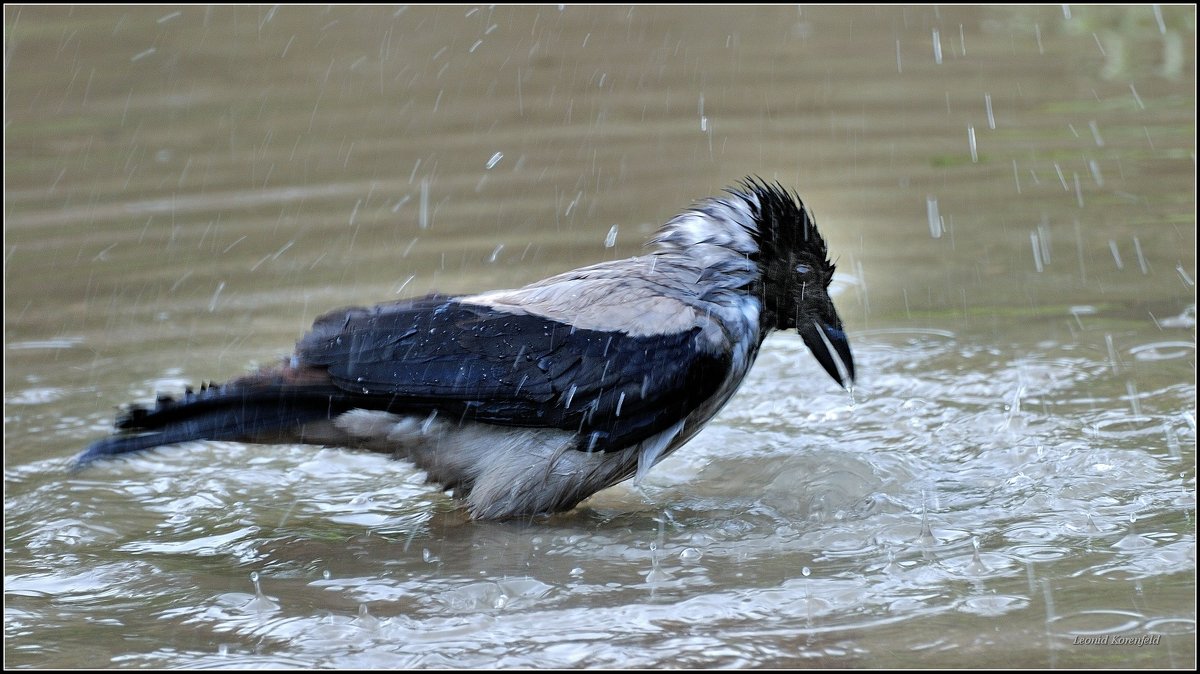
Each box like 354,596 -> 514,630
5,5 -> 1195,668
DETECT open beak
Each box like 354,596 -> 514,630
798,319 -> 855,388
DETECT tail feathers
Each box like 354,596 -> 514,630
76,380 -> 349,466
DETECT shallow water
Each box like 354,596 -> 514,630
4,5 -> 1195,668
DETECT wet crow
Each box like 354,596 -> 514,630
78,178 -> 854,519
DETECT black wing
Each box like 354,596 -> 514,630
296,294 -> 732,452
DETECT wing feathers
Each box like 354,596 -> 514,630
294,294 -> 731,453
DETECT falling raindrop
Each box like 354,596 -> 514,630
1125,380 -> 1143,417
1132,236 -> 1149,274
1037,217 -> 1052,263
419,177 -> 430,229
604,224 -> 619,248
1053,163 -> 1068,190
1164,424 -> 1181,461
208,281 -> 225,312
1105,333 -> 1120,374
1108,240 -> 1124,270
1074,219 -> 1088,282
926,196 -> 942,239
1129,83 -> 1146,110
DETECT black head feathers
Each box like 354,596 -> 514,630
733,177 -> 832,276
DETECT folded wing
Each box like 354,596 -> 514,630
296,294 -> 732,452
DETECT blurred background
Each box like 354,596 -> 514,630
5,5 -> 1195,668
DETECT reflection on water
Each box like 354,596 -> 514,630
4,3 -> 1195,669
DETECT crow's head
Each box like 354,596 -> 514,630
651,178 -> 855,387
736,178 -> 855,388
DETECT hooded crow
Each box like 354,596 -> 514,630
77,178 -> 855,519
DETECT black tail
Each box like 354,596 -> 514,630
76,381 -> 350,466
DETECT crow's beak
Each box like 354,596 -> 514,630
798,319 -> 855,388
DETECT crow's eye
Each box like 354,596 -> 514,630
795,263 -> 811,275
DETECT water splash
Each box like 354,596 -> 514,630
242,571 -> 280,613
